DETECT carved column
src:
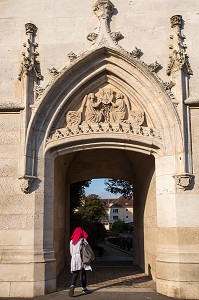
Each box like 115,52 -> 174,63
18,23 -> 41,180
167,15 -> 193,182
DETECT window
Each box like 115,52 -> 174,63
112,209 -> 118,213
113,216 -> 119,220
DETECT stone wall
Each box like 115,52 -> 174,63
0,0 -> 199,298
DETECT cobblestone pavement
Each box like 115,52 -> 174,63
57,243 -> 155,290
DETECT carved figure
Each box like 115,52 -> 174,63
110,92 -> 127,122
65,89 -> 145,128
85,93 -> 103,123
129,110 -> 145,126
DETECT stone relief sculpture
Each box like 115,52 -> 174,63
65,89 -> 144,127
46,88 -> 153,145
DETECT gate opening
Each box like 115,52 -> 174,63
53,148 -> 156,290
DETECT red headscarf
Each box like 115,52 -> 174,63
71,227 -> 88,245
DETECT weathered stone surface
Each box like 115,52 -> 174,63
0,0 -> 199,299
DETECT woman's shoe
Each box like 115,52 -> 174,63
82,288 -> 89,294
69,285 -> 75,297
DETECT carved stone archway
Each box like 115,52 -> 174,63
19,44 -> 189,297
16,1 -> 195,298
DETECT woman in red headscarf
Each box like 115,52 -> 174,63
69,227 -> 92,297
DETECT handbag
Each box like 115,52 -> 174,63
81,240 -> 95,265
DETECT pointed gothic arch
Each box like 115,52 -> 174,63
24,46 -> 182,179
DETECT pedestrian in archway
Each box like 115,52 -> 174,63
69,227 -> 92,297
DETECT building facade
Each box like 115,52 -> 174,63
101,197 -> 133,230
0,0 -> 199,298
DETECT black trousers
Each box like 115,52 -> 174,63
71,268 -> 87,289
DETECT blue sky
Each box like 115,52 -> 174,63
85,178 -> 121,199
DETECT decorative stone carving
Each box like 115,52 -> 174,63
43,83 -> 152,146
110,31 -> 123,42
148,61 -> 161,72
167,50 -> 185,75
65,89 -> 145,129
162,81 -> 176,103
170,15 -> 182,29
93,0 -> 114,20
66,111 -> 81,126
87,0 -> 123,48
25,23 -> 37,35
173,173 -> 194,190
47,122 -> 160,145
18,23 -> 42,81
67,51 -> 78,62
129,110 -> 145,126
19,175 -> 36,194
167,15 -> 193,76
48,67 -> 59,77
130,47 -> 142,58
87,32 -> 98,42
163,81 -> 176,91
34,85 -> 45,96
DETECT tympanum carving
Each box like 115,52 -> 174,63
66,89 -> 144,127
45,88 -> 155,145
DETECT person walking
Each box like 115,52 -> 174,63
69,227 -> 92,297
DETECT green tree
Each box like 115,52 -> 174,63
70,180 -> 91,214
112,219 -> 127,233
78,194 -> 107,223
70,180 -> 91,233
104,179 -> 133,198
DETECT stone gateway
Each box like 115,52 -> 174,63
0,0 -> 199,298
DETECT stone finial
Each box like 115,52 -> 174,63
93,0 -> 114,20
25,23 -> 37,35
170,15 -> 182,28
131,47 -> 142,59
48,67 -> 59,77
148,61 -> 161,72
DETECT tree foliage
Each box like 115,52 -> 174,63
111,219 -> 133,233
104,179 -> 133,198
77,194 -> 107,223
70,180 -> 91,214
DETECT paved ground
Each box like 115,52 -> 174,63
0,244 -> 193,300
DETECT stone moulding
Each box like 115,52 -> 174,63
185,97 -> 199,106
173,173 -> 195,190
19,175 -> 37,194
46,123 -> 161,144
0,101 -> 25,112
